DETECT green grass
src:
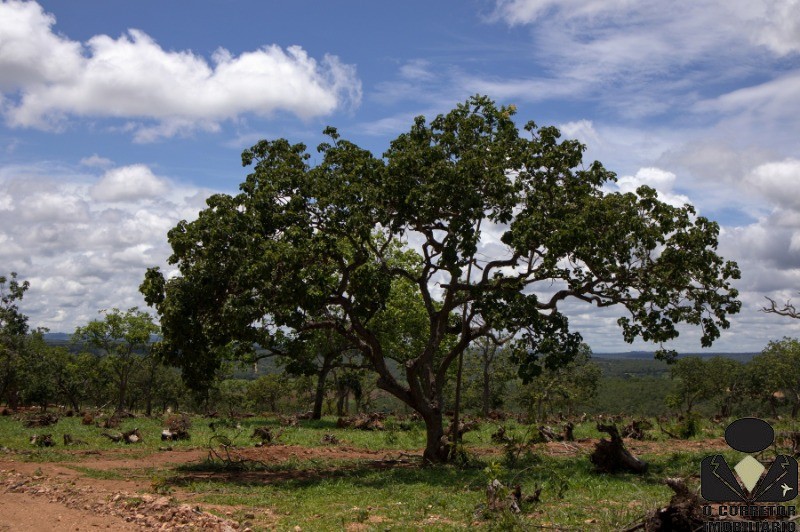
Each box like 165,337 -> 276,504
164,449 -> 711,530
0,412 -> 768,530
65,465 -> 127,480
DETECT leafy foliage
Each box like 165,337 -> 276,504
73,308 -> 159,413
516,343 -> 600,421
142,96 -> 740,461
750,338 -> 800,418
0,272 -> 30,407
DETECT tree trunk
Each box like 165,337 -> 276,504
336,390 -> 348,417
312,362 -> 331,420
117,375 -> 128,414
482,361 -> 491,418
421,409 -> 449,464
144,364 -> 154,417
451,351 -> 464,443
374,358 -> 452,463
6,385 -> 19,411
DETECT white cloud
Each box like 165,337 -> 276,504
0,161 -> 213,331
79,154 -> 114,168
0,1 -> 361,140
485,1 -> 800,116
749,0 -> 800,56
91,164 -> 169,202
745,159 -> 800,210
697,70 -> 800,121
399,59 -> 436,82
493,0 -> 800,56
557,120 -> 600,147
0,0 -> 83,88
611,167 -> 691,208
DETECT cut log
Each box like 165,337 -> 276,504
30,434 -> 54,447
63,434 -> 88,446
97,415 -> 120,429
23,413 -> 59,428
491,426 -> 510,444
321,433 -> 340,444
562,422 -> 575,442
102,431 -> 122,443
161,428 -> 190,441
486,479 -> 521,514
337,413 -> 386,431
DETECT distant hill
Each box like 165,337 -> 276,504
43,332 -> 71,342
593,351 -> 757,362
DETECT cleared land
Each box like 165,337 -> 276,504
0,413 -> 793,530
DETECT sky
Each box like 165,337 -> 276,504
1,0 -> 799,353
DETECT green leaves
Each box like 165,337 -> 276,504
143,95 -> 741,453
0,272 -> 30,338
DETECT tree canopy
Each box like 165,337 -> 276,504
73,307 -> 159,413
142,96 -> 741,461
0,272 -> 30,408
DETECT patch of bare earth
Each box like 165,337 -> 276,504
0,438 -> 730,530
0,461 -> 238,531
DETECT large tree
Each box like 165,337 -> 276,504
142,96 -> 740,463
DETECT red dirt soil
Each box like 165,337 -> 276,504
0,438 -> 731,530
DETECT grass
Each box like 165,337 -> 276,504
167,449 -> 706,530
0,411 -> 772,529
64,465 -> 127,480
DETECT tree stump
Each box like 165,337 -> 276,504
623,419 -> 653,440
123,428 -> 142,444
251,426 -> 273,443
562,422 -> 575,442
641,478 -> 704,531
590,423 -> 647,473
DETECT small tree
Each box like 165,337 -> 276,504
17,332 -> 60,410
247,373 -> 292,413
666,356 -> 718,415
278,330 -> 364,419
129,354 -> 182,416
750,338 -> 800,418
73,308 -> 159,414
517,343 -> 600,421
461,337 -> 517,417
142,96 -> 741,462
51,351 -> 101,412
705,356 -> 747,418
0,272 -> 29,409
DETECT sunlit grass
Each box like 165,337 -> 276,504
0,412 -> 753,529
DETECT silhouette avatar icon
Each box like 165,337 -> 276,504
701,417 -> 798,502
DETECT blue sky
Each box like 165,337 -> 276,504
1,0 -> 800,352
